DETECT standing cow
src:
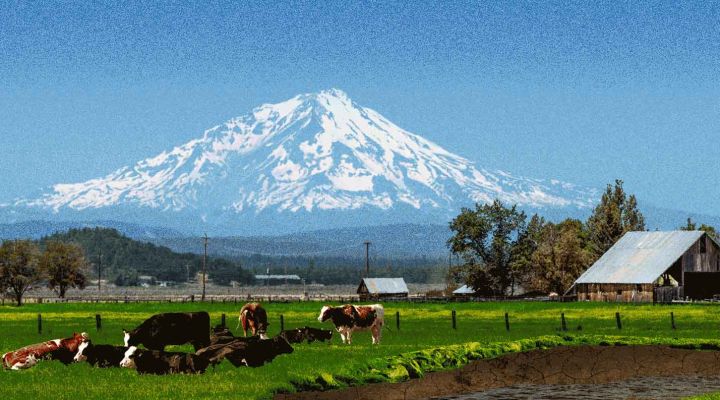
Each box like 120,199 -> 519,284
122,312 -> 210,352
317,304 -> 384,344
238,303 -> 269,339
2,332 -> 88,370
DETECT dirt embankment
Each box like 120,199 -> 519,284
275,345 -> 720,400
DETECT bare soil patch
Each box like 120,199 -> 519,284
275,345 -> 720,400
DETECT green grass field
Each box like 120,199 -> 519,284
2,301 -> 720,399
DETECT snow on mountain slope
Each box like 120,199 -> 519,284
18,89 -> 596,222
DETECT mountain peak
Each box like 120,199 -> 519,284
13,90 -> 597,233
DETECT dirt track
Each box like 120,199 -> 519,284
275,345 -> 720,400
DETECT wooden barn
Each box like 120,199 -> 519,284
574,231 -> 720,302
357,278 -> 409,300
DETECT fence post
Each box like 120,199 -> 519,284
505,312 -> 510,331
670,312 -> 676,330
191,295 -> 195,303
96,314 -> 102,331
561,313 -> 567,331
396,311 -> 400,331
615,312 -> 622,330
280,315 -> 285,332
451,309 -> 457,330
221,313 -> 226,328
38,314 -> 42,335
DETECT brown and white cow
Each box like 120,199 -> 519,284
2,332 -> 89,370
238,303 -> 269,339
317,304 -> 384,344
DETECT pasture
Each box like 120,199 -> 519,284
2,301 -> 720,399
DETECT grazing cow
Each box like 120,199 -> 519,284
123,312 -> 210,351
73,341 -> 127,367
2,332 -> 88,370
279,327 -> 333,344
120,349 -> 209,374
196,336 -> 293,367
317,304 -> 384,344
238,303 -> 269,339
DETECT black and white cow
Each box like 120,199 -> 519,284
195,336 -> 293,367
279,327 -> 333,344
318,304 -> 384,344
121,349 -> 209,374
73,341 -> 127,367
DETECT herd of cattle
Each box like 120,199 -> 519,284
1,303 -> 385,374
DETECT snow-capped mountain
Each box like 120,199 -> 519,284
10,89 -> 596,234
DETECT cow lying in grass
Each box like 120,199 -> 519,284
2,332 -> 88,370
196,336 -> 293,367
73,341 -> 127,368
279,327 -> 333,344
120,348 -> 209,374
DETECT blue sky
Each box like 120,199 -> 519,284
1,1 -> 719,216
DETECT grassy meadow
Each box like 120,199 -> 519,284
2,301 -> 720,399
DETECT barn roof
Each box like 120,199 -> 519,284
359,278 -> 409,294
575,231 -> 708,284
255,274 -> 301,280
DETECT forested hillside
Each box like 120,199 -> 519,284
41,228 -> 253,286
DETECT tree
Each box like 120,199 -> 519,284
0,240 -> 42,306
586,179 -> 645,257
39,241 -> 88,298
529,219 -> 593,294
448,200 -> 526,295
681,218 -> 718,241
509,214 -> 546,294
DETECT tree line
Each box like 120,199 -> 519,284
446,180 -> 717,296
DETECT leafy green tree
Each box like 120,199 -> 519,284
0,240 -> 42,306
586,179 -> 645,257
39,241 -> 89,298
210,258 -> 254,286
448,200 -> 527,295
530,219 -> 593,294
681,218 -> 718,241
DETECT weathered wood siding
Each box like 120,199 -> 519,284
576,283 -> 654,302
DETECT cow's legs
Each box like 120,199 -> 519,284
338,331 -> 346,344
371,324 -> 382,345
345,330 -> 352,344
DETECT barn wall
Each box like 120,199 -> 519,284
577,283 -> 654,302
683,235 -> 720,273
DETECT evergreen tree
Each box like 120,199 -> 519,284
39,241 -> 88,298
0,240 -> 42,306
509,214 -> 545,294
586,179 -> 645,257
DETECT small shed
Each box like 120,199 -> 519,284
452,285 -> 476,297
574,231 -> 720,302
357,278 -> 409,300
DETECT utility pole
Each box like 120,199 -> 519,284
202,233 -> 208,302
97,251 -> 102,296
364,241 -> 371,277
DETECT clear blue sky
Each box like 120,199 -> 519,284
1,1 -> 719,216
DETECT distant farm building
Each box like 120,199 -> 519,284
452,285 -> 476,297
357,278 -> 409,300
255,274 -> 302,285
574,231 -> 720,302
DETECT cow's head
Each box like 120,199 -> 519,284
318,305 -> 333,322
73,340 -> 91,362
119,346 -> 138,368
315,329 -> 333,341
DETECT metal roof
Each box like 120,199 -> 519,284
575,231 -> 707,284
453,285 -> 475,294
255,274 -> 301,280
359,278 -> 409,294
